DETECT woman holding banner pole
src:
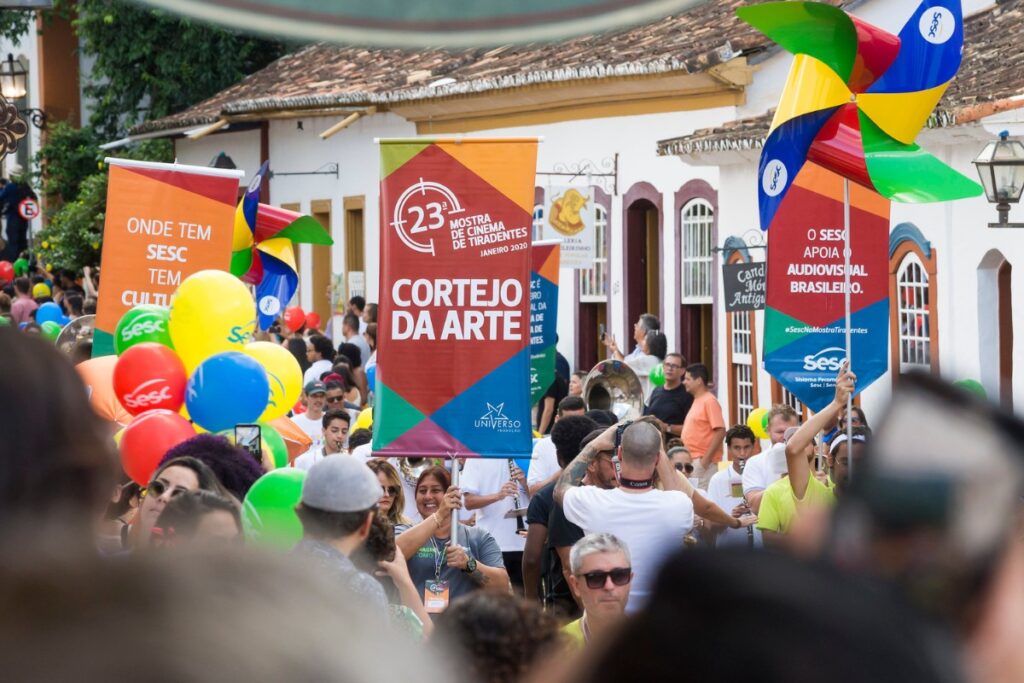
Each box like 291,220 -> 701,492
395,466 -> 509,617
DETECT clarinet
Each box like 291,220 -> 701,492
508,460 -> 526,534
737,458 -> 754,549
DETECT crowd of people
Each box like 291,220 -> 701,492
2,259 -> 1024,683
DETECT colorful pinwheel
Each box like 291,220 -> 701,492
231,161 -> 334,330
738,0 -> 982,231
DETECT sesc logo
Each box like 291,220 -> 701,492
919,7 -> 954,44
802,347 -> 847,373
123,379 -> 173,410
121,318 -> 166,342
762,159 -> 788,198
226,320 -> 256,345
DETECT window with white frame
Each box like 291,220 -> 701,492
681,199 -> 714,303
897,251 -> 931,371
731,310 -> 754,425
578,203 -> 608,301
532,205 -> 544,243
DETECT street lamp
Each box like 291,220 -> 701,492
0,53 -> 26,100
973,130 -> 1024,228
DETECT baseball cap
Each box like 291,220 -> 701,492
304,380 -> 326,395
302,456 -> 380,513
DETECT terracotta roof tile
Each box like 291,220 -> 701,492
135,0 -> 851,134
659,0 -> 1024,157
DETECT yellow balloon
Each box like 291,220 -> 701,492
747,407 -> 769,440
243,341 -> 303,421
113,426 -> 126,447
168,270 -> 256,371
354,407 -> 373,432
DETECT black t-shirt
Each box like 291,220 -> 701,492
548,496 -> 584,550
527,482 -> 573,605
537,374 -> 569,434
644,383 -> 693,427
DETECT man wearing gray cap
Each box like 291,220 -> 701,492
294,456 -> 387,611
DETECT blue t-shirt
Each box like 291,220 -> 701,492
396,523 -> 504,602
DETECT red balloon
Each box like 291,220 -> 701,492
305,311 -> 321,329
0,261 -> 13,283
113,342 -> 187,416
283,306 -> 306,332
119,409 -> 196,485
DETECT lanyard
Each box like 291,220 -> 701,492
429,536 -> 448,581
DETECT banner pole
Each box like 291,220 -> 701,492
843,178 -> 853,477
450,454 -> 460,544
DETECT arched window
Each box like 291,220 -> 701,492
889,224 -> 939,383
579,203 -> 608,300
532,204 -> 544,242
681,199 -> 714,303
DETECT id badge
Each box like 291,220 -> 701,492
731,482 -> 744,498
424,580 -> 450,613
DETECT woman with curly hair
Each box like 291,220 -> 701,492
366,460 -> 410,526
434,592 -> 563,683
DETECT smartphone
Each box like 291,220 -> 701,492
599,323 -> 606,342
235,424 -> 262,464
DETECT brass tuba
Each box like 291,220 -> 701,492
582,359 -> 645,421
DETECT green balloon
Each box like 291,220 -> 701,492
955,379 -> 987,400
762,411 -> 769,433
12,258 -> 28,276
259,421 -> 290,469
114,305 -> 173,355
0,315 -> 10,326
40,320 -> 61,341
242,468 -> 306,548
649,363 -> 666,387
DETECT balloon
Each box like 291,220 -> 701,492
36,301 -> 63,325
955,379 -> 987,400
76,355 -> 133,426
168,270 -> 256,370
242,468 -> 306,547
113,343 -> 187,416
119,409 -> 196,485
305,311 -> 321,329
259,421 -> 289,469
747,407 -> 769,440
32,282 -> 51,298
186,352 -> 269,433
0,316 -> 9,326
649,363 -> 665,387
283,306 -> 305,332
366,365 -> 376,394
243,341 -> 303,421
354,407 -> 373,432
114,305 -> 173,355
267,415 -> 313,462
0,260 -> 12,282
39,320 -> 61,340
12,257 -> 28,276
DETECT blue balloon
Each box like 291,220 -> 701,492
60,315 -> 71,326
186,351 -> 270,433
36,301 -> 64,325
18,321 -> 27,330
366,365 -> 376,395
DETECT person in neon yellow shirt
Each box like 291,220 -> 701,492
759,364 -> 868,545
563,533 -> 632,647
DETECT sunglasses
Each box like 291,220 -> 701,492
145,479 -> 189,500
580,568 -> 632,589
326,396 -> 346,404
674,462 -> 694,475
381,485 -> 400,497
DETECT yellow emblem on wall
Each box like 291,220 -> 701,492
548,188 -> 589,236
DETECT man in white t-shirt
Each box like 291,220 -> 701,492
293,410 -> 350,471
742,404 -> 800,513
527,396 -> 587,494
555,420 -> 693,613
708,424 -> 763,548
302,335 -> 335,385
462,457 -> 529,591
291,381 -> 327,448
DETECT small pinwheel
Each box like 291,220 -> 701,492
231,161 -> 334,330
738,0 -> 982,231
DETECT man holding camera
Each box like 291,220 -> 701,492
603,313 -> 660,362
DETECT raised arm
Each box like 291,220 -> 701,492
554,424 -> 617,506
786,364 -> 855,499
395,486 -> 461,560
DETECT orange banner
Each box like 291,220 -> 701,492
94,160 -> 243,356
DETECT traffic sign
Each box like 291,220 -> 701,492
18,197 -> 39,220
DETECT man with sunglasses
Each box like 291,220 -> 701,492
293,410 -> 351,472
563,533 -> 632,647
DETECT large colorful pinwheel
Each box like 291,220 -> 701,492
738,0 -> 982,232
231,161 -> 334,330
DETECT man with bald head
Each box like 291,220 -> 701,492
555,420 -> 695,612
